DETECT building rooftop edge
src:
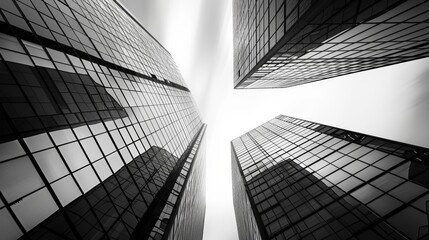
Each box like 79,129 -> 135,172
231,114 -> 429,150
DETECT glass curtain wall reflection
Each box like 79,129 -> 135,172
231,115 -> 429,239
0,0 -> 206,239
233,0 -> 429,89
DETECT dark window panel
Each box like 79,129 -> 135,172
0,61 -> 127,143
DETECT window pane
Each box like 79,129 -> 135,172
96,133 -> 115,155
81,137 -> 103,162
107,152 -> 123,173
93,159 -> 112,181
367,194 -> 402,216
0,33 -> 24,53
0,156 -> 44,201
0,140 -> 25,162
351,184 -> 383,204
24,133 -> 53,152
52,175 -> 81,206
388,207 -> 426,239
0,208 -> 23,240
50,128 -> 76,145
59,142 -> 89,171
73,165 -> 99,193
12,187 -> 58,231
34,148 -> 68,182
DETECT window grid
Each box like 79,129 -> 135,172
232,115 -> 429,240
0,0 -> 205,239
233,0 -> 429,89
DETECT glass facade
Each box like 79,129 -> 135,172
232,147 -> 263,240
231,115 -> 429,239
233,0 -> 429,89
166,129 -> 206,240
0,0 -> 206,239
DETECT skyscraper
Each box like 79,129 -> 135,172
233,0 -> 429,89
0,0 -> 206,239
232,115 -> 429,239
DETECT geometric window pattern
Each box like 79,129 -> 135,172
25,146 -> 180,239
233,0 -> 429,89
232,115 -> 429,239
165,131 -> 206,240
0,0 -> 206,239
232,143 -> 263,240
154,126 -> 206,240
0,60 -> 128,142
0,0 -> 186,86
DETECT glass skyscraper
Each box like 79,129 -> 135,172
233,0 -> 429,89
0,0 -> 206,239
232,115 -> 429,239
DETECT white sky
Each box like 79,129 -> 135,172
120,1 -> 429,239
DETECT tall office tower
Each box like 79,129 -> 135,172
233,0 -> 429,89
232,115 -> 429,240
0,0 -> 206,239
